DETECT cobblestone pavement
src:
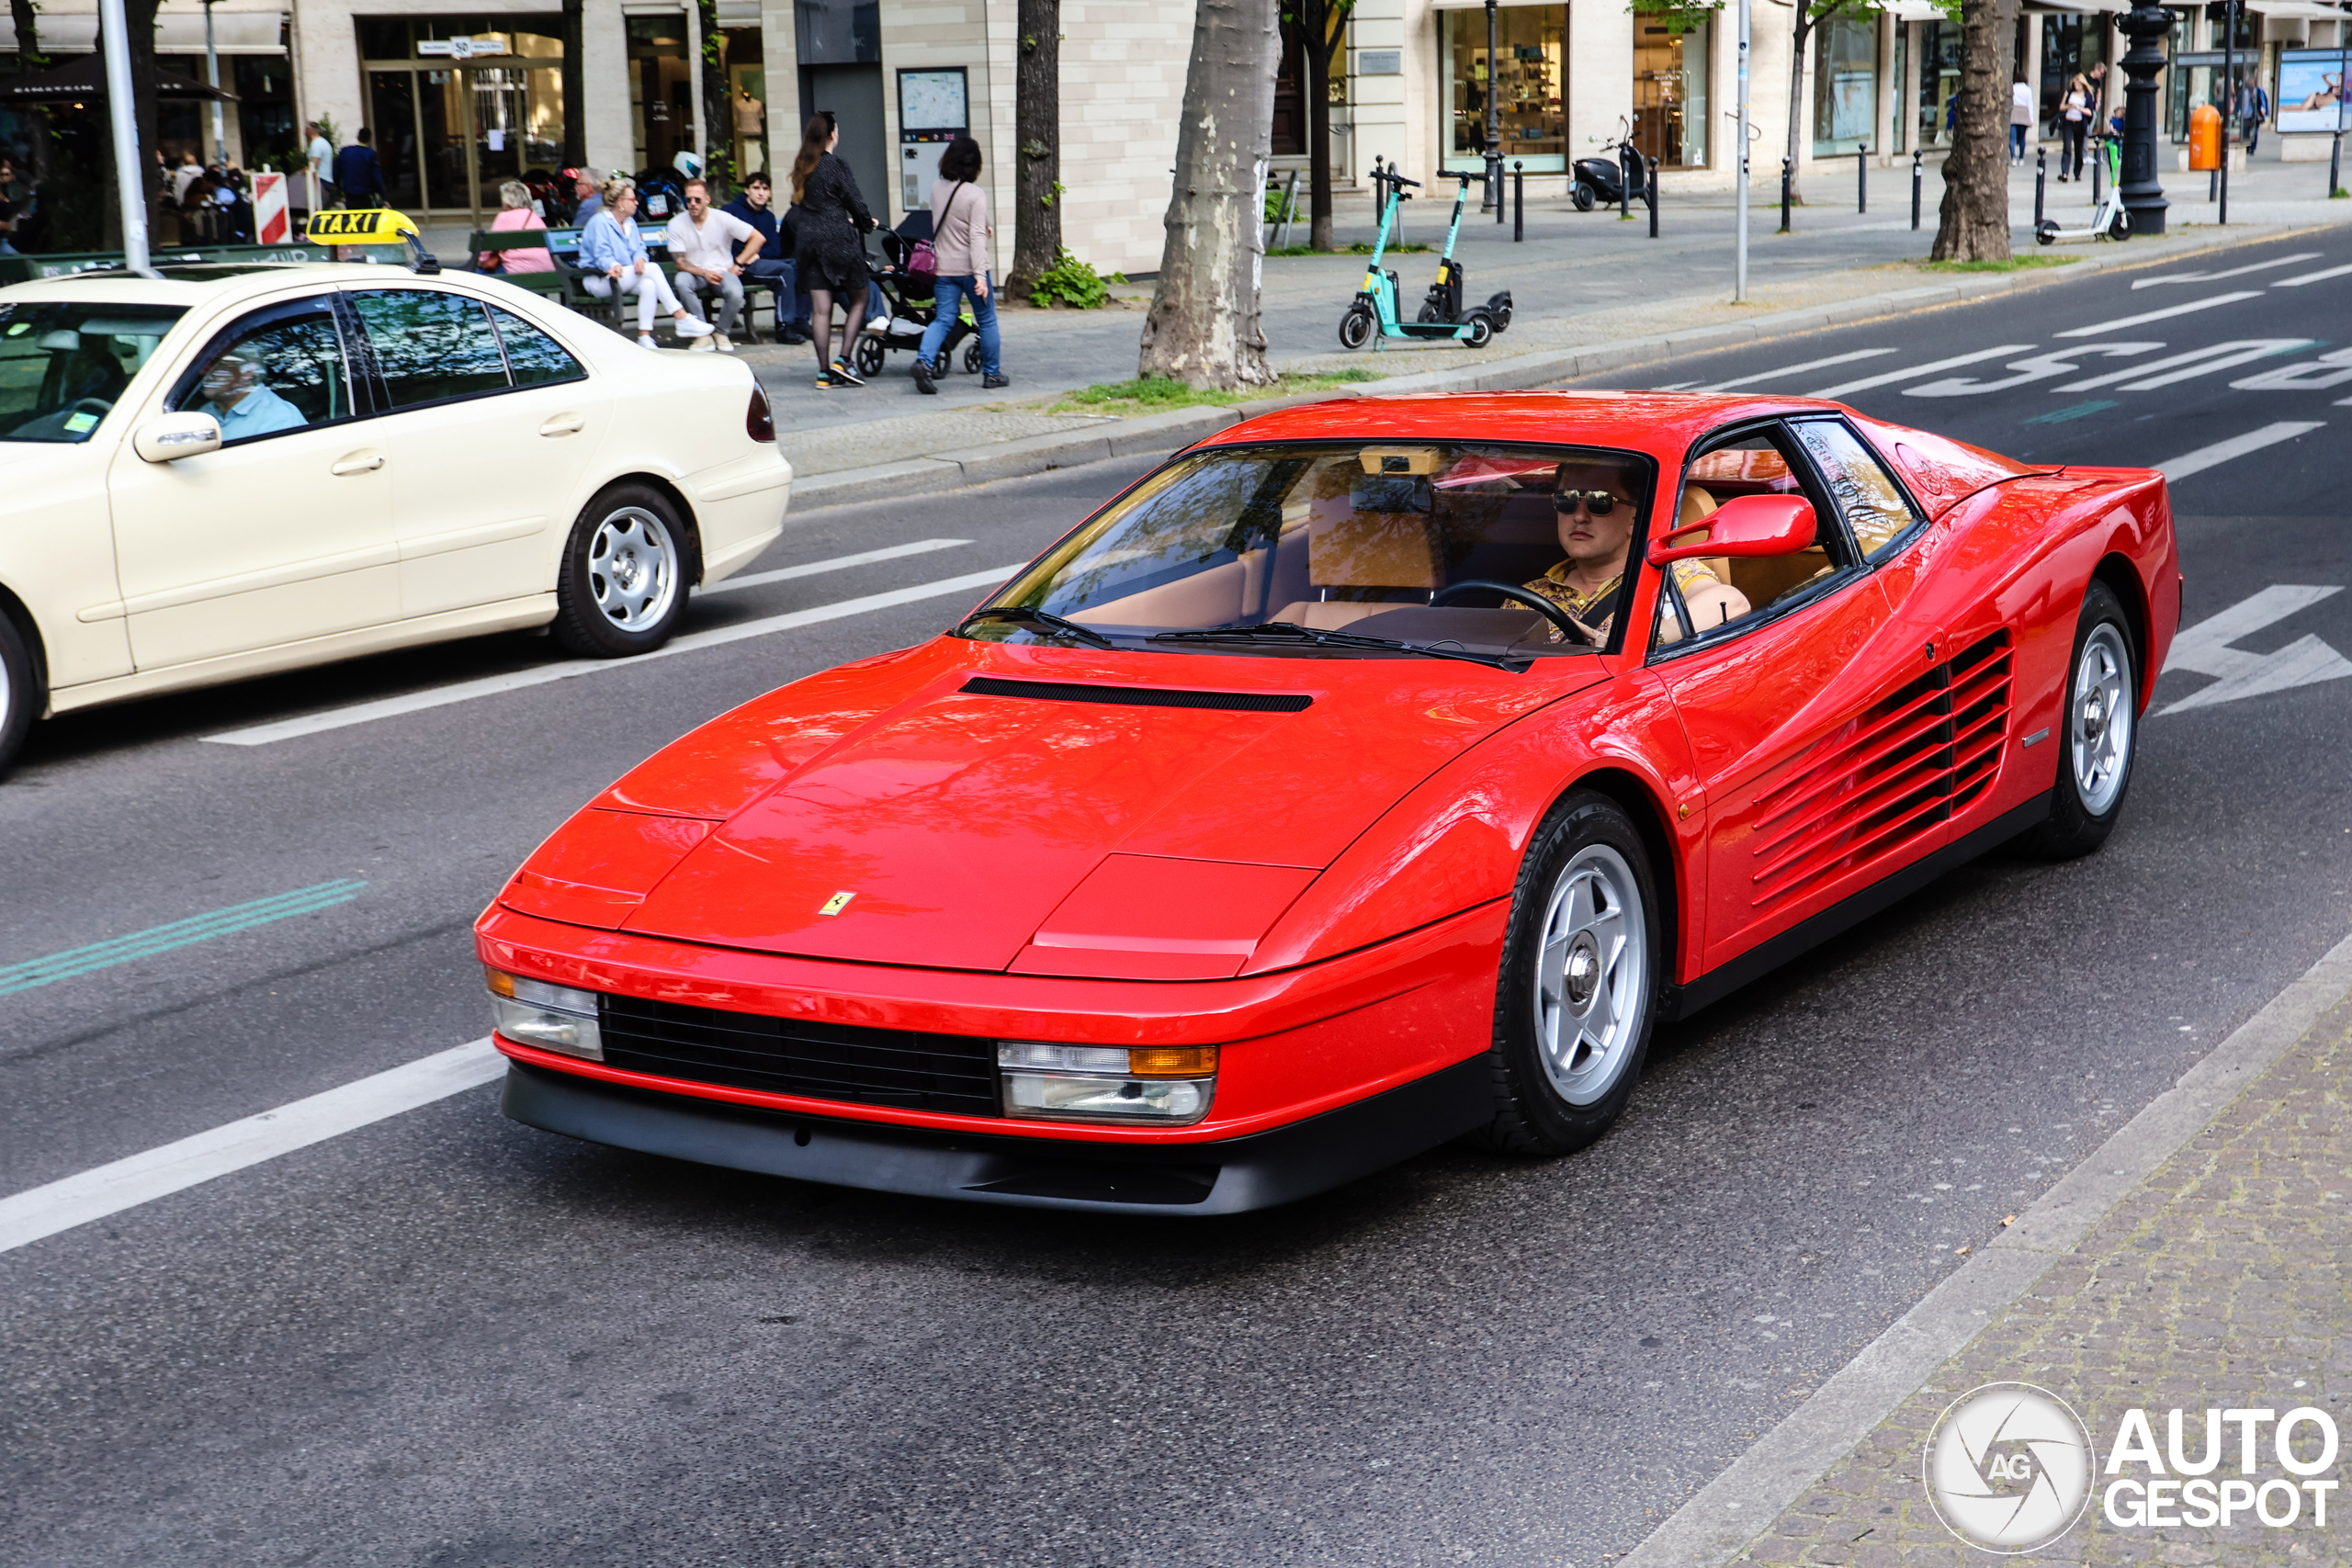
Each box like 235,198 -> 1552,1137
1730,987 -> 2352,1567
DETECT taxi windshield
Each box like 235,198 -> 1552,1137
0,302 -> 186,444
971,440 -> 1655,660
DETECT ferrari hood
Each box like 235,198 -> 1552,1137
543,647 -> 1600,975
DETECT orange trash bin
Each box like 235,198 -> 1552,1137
2188,103 -> 2222,171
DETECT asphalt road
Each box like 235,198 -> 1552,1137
6,228 -> 2352,1567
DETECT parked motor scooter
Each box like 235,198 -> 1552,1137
1571,128 -> 1648,212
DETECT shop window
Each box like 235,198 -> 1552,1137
2039,15 -> 2107,135
1813,12 -> 1877,155
234,55 -> 298,166
361,16 -> 566,214
1442,5 -> 1566,173
1634,18 -> 1710,167
1917,21 -> 1962,148
630,16 -> 693,175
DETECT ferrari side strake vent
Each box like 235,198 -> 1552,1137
959,677 -> 1313,713
1748,631 -> 2015,910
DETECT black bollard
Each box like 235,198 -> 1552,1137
2092,134 -> 2103,207
1780,158 -> 1792,233
2335,130 -> 2346,198
2034,147 -> 2047,229
1647,158 -> 1660,236
1858,144 -> 1868,213
1513,161 -> 1524,240
1621,152 -> 1632,220
1911,149 -> 1923,230
1489,149 -> 1505,224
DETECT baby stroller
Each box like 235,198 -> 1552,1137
849,210 -> 984,381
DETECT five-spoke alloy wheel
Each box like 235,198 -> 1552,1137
2027,580 -> 2140,859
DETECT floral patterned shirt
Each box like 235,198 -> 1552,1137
1520,558 -> 1723,640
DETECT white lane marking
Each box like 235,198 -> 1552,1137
1650,379 -> 1705,390
2052,291 -> 2265,337
2129,252 -> 2322,289
2272,263 -> 2352,288
2063,338 -> 2315,393
703,537 -> 972,597
1901,344 -> 2160,398
2233,348 -> 2352,391
1695,348 -> 1896,393
2160,584 -> 2352,716
1807,345 -> 2035,398
203,565 -> 1024,747
0,1039 -> 503,1256
2153,421 -> 2326,482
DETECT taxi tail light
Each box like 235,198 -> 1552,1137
746,385 -> 775,443
486,967 -> 604,1060
997,1043 -> 1216,1125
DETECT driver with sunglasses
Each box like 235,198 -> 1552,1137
1521,461 -> 1748,643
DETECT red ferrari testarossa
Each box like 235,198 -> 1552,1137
476,392 -> 2177,1213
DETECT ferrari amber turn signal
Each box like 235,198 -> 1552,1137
485,968 -> 604,1061
996,1043 -> 1217,1125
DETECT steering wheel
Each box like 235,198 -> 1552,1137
1430,580 -> 1598,646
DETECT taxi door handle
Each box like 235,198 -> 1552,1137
539,414 -> 587,437
331,452 -> 385,476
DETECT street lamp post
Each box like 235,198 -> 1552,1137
2117,1 -> 2174,237
96,0 -> 153,275
1483,0 -> 1501,211
1736,0 -> 1751,300
2219,0 -> 2238,224
202,0 -> 225,164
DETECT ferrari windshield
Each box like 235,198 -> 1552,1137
0,302 -> 186,443
971,441 -> 1656,660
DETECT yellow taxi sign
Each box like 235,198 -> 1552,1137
304,208 -> 419,245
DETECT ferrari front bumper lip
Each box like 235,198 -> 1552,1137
500,1054 -> 1496,1215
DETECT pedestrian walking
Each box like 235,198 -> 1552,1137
722,171 -> 808,344
2010,78 -> 2035,164
2058,73 -> 2093,180
2236,75 -> 2272,154
577,177 -> 716,351
479,179 -> 553,274
305,120 -> 334,211
334,129 -> 384,209
665,176 -> 762,353
786,111 -> 877,389
912,135 -> 1006,395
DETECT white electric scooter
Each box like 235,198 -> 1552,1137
2036,136 -> 2130,245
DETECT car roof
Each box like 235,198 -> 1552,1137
1206,390 -> 1849,454
0,262 -> 469,308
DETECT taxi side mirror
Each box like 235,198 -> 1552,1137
133,412 -> 222,463
1649,494 -> 1816,566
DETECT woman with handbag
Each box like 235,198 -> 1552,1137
912,136 -> 1005,395
788,112 -> 878,389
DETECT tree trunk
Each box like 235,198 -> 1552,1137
695,0 -> 732,196
1139,0 -> 1280,389
1008,0 -> 1060,295
1784,10 -> 1814,206
560,0 -> 586,170
1930,0 -> 2016,261
1306,0 -> 1337,251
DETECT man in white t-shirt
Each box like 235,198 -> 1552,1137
305,121 -> 334,209
662,177 -> 763,352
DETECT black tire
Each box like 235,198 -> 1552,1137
1571,183 -> 1597,212
1470,793 -> 1661,1156
1416,299 -> 1442,324
1463,310 -> 1495,348
2024,581 -> 2139,860
1339,305 -> 1375,350
2036,220 -> 2060,246
0,610 -> 38,781
550,483 -> 694,658
853,335 -> 886,377
2109,209 -> 2132,241
962,340 -> 982,374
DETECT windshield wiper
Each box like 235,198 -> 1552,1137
956,605 -> 1116,649
1150,621 -> 1527,672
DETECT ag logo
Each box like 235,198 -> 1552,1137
1924,1382 -> 2095,1554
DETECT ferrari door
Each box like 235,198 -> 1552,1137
342,286 -> 609,620
106,292 -> 396,670
1649,420 -> 1954,971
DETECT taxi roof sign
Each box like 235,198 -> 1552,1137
304,208 -> 419,245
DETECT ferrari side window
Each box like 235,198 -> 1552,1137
1790,420 -> 1922,563
1654,429 -> 1854,652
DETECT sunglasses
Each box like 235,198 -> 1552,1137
1554,489 -> 1620,515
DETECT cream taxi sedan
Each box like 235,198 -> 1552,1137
0,261 -> 791,774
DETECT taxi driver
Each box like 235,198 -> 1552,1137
196,351 -> 307,440
1521,459 -> 1747,642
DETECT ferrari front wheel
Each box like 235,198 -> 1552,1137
1472,792 -> 1660,1156
2025,581 -> 2138,859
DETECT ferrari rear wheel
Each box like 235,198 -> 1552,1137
2025,581 -> 2138,860
1471,792 -> 1660,1156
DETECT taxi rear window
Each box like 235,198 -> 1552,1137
0,302 -> 186,443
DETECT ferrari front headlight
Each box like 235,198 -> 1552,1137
997,1043 -> 1216,1125
486,968 -> 604,1061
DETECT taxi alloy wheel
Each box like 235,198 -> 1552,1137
0,610 -> 34,780
2027,580 -> 2138,860
1473,791 -> 1661,1156
552,485 -> 692,657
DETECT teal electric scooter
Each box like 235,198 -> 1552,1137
1339,160 -> 1510,351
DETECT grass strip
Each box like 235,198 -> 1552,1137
1048,370 -> 1381,416
1910,254 -> 2079,273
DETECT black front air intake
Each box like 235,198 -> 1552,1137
599,995 -> 1001,1116
959,677 -> 1312,713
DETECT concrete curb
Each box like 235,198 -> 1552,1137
787,222 -> 2334,511
1619,919 -> 2352,1568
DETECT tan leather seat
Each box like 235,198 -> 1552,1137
1306,489 -> 1442,592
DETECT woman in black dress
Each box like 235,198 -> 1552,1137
786,112 -> 876,389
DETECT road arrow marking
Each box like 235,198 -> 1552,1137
2159,584 -> 2352,715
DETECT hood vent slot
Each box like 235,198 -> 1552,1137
959,677 -> 1312,713
1748,630 -> 2014,910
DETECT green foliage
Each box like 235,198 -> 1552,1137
1027,248 -> 1124,309
313,114 -> 343,149
1912,254 -> 2077,272
1627,0 -> 1715,35
1051,369 -> 1379,414
1267,241 -> 1430,255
